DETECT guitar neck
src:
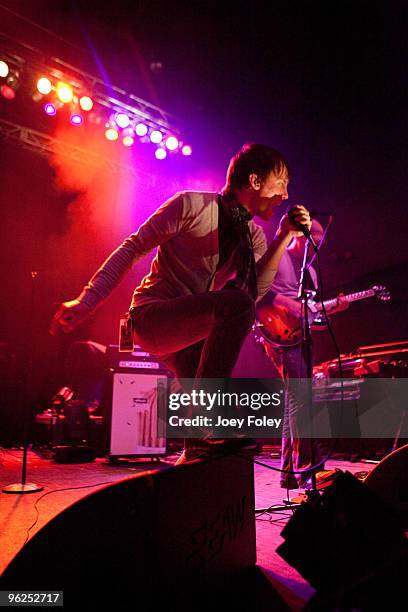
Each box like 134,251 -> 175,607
322,289 -> 376,311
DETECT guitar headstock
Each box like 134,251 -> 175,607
372,285 -> 391,302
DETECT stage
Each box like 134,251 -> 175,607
0,447 -> 372,610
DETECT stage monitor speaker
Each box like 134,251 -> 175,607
0,452 -> 256,608
106,368 -> 169,458
364,443 -> 408,528
277,471 -> 407,610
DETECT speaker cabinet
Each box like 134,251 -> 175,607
364,443 -> 408,528
107,368 -> 169,458
0,452 -> 256,608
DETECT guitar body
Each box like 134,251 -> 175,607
255,301 -> 304,348
255,285 -> 390,349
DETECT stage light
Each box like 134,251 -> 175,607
44,103 -> 57,116
150,130 -> 163,144
0,84 -> 15,100
165,136 -> 179,151
70,113 -> 83,126
122,128 -> 135,147
1,69 -> 20,100
37,77 -> 52,95
155,148 -> 167,160
56,81 -> 73,104
135,122 -> 148,137
150,60 -> 163,75
105,126 -> 119,141
0,60 -> 9,78
123,135 -> 135,147
115,113 -> 130,129
182,145 -> 192,156
79,96 -> 93,111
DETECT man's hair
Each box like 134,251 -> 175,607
225,143 -> 289,191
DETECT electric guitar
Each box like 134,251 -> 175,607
255,285 -> 390,348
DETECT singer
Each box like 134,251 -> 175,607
49,143 -> 311,462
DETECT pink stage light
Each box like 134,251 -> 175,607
123,136 -> 134,147
165,136 -> 179,151
135,122 -> 148,136
0,84 -> 15,100
182,145 -> 192,156
44,102 -> 57,116
70,113 -> 83,126
122,128 -> 135,147
155,148 -> 167,160
105,127 -> 119,141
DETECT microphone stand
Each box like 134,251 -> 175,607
3,271 -> 43,494
297,240 -> 319,500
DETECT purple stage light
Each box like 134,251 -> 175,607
155,148 -> 167,160
165,136 -> 179,151
70,113 -> 83,126
150,130 -> 163,144
115,113 -> 130,129
44,102 -> 57,116
182,145 -> 192,156
135,122 -> 148,137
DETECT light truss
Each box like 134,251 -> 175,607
50,57 -> 176,133
0,31 -> 185,142
0,118 -> 157,183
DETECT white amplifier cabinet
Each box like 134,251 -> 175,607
108,369 -> 168,458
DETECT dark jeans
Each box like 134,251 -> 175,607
266,343 -> 324,487
131,290 -> 255,380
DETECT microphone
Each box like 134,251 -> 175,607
287,207 -> 312,237
287,206 -> 318,252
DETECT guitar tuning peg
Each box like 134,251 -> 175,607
373,284 -> 391,301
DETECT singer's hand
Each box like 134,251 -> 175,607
49,299 -> 92,335
278,205 -> 312,238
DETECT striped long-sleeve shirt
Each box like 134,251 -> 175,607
78,191 -> 272,311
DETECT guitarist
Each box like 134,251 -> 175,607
259,219 -> 349,488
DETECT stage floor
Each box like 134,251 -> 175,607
0,447 -> 371,610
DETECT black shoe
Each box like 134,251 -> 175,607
177,438 -> 257,465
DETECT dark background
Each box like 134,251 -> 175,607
0,1 -> 407,439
